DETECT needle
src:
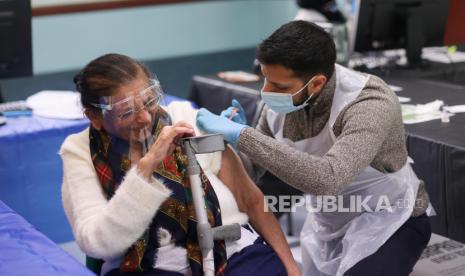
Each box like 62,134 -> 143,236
228,108 -> 239,120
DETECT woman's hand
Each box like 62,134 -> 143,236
137,121 -> 194,179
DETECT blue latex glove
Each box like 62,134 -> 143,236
196,108 -> 247,148
220,99 -> 247,125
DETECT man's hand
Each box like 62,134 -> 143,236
220,99 -> 247,125
196,108 -> 247,148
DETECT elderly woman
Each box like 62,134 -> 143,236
60,53 -> 300,276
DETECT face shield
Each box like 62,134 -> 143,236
90,77 -> 164,164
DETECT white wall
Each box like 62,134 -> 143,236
32,0 -> 298,74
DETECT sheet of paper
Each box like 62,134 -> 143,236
388,85 -> 403,92
398,96 -> 411,103
411,234 -> 465,276
422,50 -> 465,64
402,111 -> 443,124
401,100 -> 444,124
444,105 -> 465,114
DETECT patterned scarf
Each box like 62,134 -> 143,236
89,108 -> 227,275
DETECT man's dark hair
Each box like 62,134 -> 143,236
256,20 -> 336,80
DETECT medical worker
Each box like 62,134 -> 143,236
197,21 -> 432,276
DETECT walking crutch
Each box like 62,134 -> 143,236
181,134 -> 242,276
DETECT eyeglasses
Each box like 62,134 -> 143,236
90,79 -> 163,121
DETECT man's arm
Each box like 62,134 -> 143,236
237,89 -> 399,196
239,106 -> 272,181
218,145 -> 301,276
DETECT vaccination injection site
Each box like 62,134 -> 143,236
1,0 -> 465,275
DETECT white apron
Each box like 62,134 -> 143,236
266,65 -> 421,276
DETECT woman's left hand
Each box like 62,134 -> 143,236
136,121 -> 195,179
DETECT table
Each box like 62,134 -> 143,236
359,60 -> 465,87
388,77 -> 465,244
0,94 -> 188,243
0,200 -> 93,275
189,74 -> 465,243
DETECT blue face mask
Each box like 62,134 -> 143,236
261,77 -> 315,114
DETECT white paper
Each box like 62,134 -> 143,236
26,91 -> 85,120
422,50 -> 465,64
389,85 -> 403,92
402,112 -> 443,124
401,100 -> 444,124
444,105 -> 465,114
411,234 -> 465,276
398,96 -> 411,103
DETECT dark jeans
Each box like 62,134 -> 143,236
106,268 -> 183,276
224,237 -> 286,276
106,238 -> 285,276
344,214 -> 432,276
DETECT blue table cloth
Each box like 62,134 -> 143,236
0,94 -> 191,243
0,200 -> 94,275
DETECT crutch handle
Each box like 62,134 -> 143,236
212,223 -> 241,242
